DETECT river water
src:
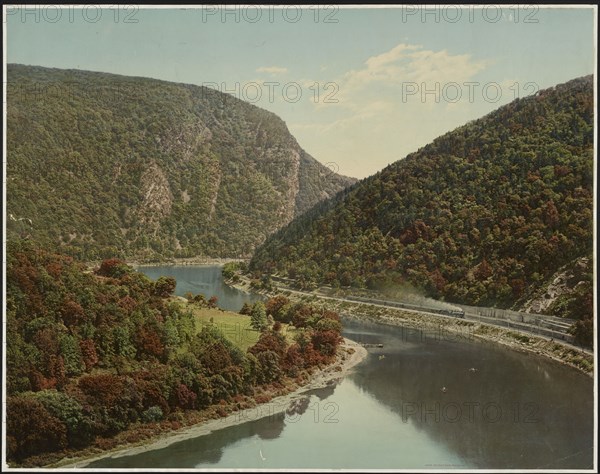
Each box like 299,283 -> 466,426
134,265 -> 263,311
90,266 -> 594,469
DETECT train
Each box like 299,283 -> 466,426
345,295 -> 466,319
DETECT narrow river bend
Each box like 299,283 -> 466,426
89,265 -> 594,469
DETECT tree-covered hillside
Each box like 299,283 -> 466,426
250,76 -> 594,327
6,241 -> 343,466
6,64 -> 354,261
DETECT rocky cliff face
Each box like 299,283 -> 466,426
137,163 -> 174,234
250,75 -> 593,327
6,64 -> 355,260
521,257 -> 592,318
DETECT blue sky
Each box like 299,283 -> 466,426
5,5 -> 596,178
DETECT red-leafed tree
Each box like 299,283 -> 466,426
7,396 -> 67,461
79,339 -> 98,372
265,295 -> 290,322
78,373 -> 126,407
174,383 -> 197,409
311,330 -> 342,358
60,299 -> 85,327
207,295 -> 219,308
248,330 -> 287,359
282,343 -> 304,376
135,325 -> 165,360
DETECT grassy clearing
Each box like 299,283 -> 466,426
190,307 -> 260,351
187,306 -> 298,351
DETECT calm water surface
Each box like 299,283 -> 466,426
136,265 -> 262,311
91,266 -> 594,469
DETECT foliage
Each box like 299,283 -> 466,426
250,302 -> 268,332
239,302 -> 253,316
7,395 -> 68,462
251,76 -> 594,334
6,64 -> 354,261
6,242 -> 343,465
141,406 -> 164,423
154,276 -> 176,298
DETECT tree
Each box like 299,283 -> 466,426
60,299 -> 85,327
474,258 -> 493,280
79,339 -> 98,372
543,200 -> 560,228
7,395 -> 67,462
239,302 -> 252,315
250,302 -> 268,332
256,350 -> 282,383
96,258 -> 130,278
265,295 -> 291,322
135,325 -> 166,360
174,383 -> 197,409
249,330 -> 287,359
154,276 -> 177,298
59,334 -> 84,376
311,330 -> 342,357
34,390 -> 94,448
141,406 -> 164,422
289,303 -> 312,328
207,295 -> 219,309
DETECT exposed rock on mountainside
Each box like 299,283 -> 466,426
6,64 -> 355,260
250,76 -> 594,337
522,257 -> 592,317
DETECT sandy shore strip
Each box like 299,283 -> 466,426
54,338 -> 367,468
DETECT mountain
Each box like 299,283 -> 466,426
6,64 -> 355,261
250,76 -> 594,336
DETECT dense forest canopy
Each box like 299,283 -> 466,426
6,241 -> 343,465
250,76 -> 594,330
6,64 -> 354,261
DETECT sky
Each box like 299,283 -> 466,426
5,5 -> 597,179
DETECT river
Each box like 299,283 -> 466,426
89,265 -> 594,469
134,264 -> 263,311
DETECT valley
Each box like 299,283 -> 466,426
4,9 -> 596,469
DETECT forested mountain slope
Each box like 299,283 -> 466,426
250,76 -> 594,328
6,241 -> 344,465
7,64 -> 354,260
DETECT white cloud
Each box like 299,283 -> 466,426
335,43 -> 487,109
256,66 -> 288,75
253,43 -> 493,178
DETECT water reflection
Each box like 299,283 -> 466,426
88,389 -> 336,468
343,319 -> 594,469
85,268 -> 593,470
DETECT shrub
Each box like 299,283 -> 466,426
141,406 -> 164,423
96,259 -> 130,278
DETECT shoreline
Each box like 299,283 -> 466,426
342,305 -> 593,377
84,257 -> 247,270
50,338 -> 367,469
130,257 -> 246,267
226,276 -> 593,377
342,310 -> 593,377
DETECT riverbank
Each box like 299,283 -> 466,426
227,275 -> 593,377
342,308 -> 593,377
48,338 -> 367,469
131,256 -> 247,267
83,256 -> 247,270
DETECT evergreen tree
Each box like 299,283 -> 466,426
250,302 -> 268,332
